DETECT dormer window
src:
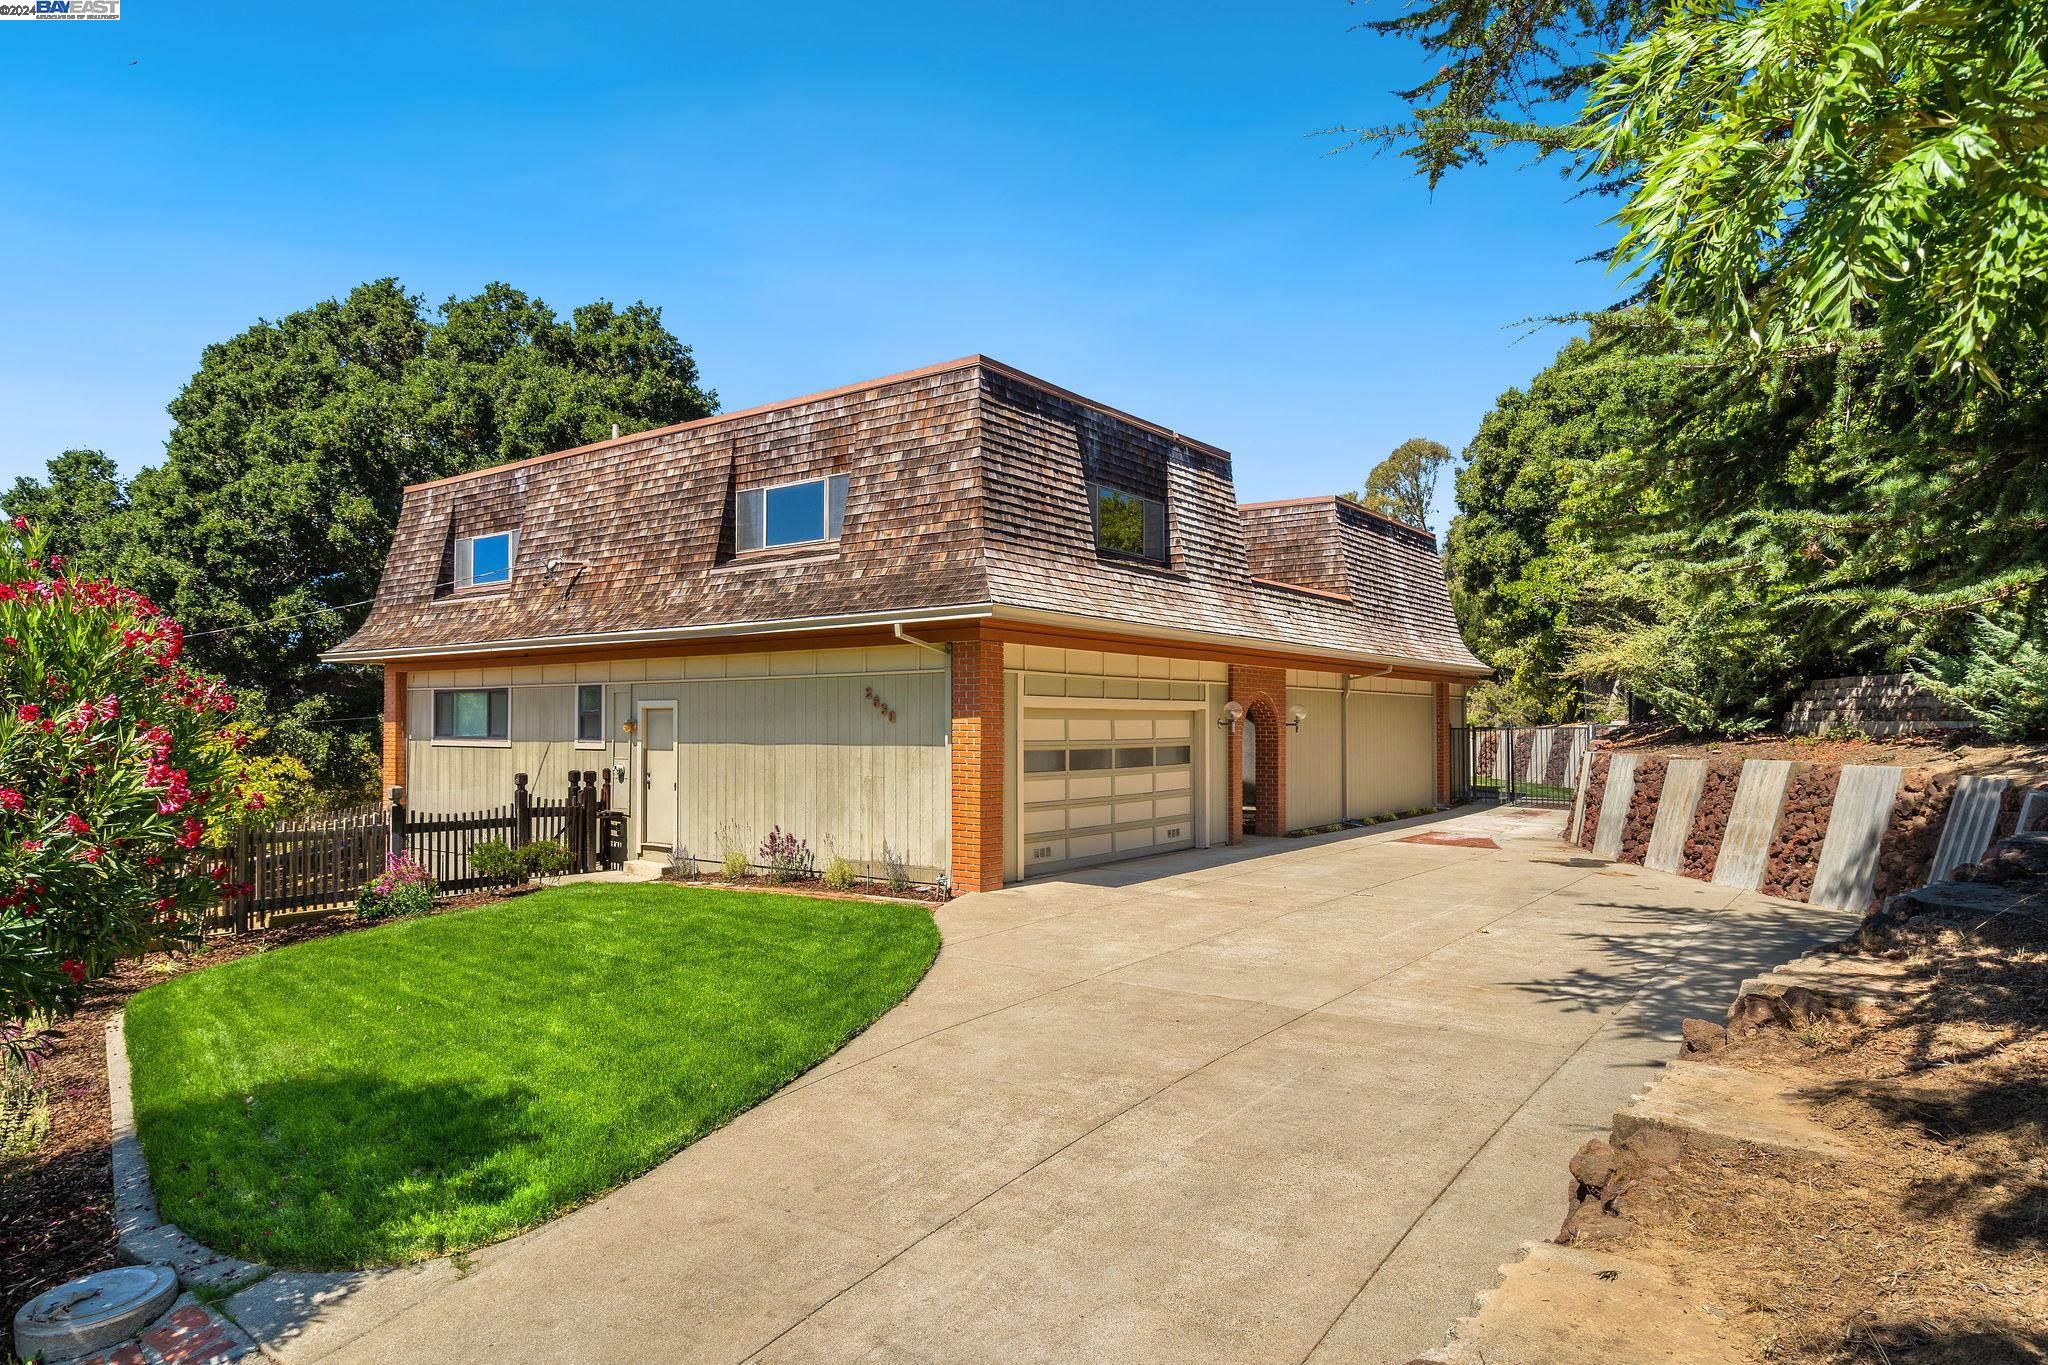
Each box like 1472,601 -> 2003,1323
1092,484 -> 1166,563
456,531 -> 518,590
737,473 -> 849,552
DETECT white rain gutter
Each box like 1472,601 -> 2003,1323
988,605 -> 1493,678
320,603 -> 997,665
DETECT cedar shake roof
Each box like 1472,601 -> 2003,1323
328,356 -> 1488,675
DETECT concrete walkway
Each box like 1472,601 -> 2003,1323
237,808 -> 1858,1364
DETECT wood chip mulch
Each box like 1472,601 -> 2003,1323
0,902 -> 487,1360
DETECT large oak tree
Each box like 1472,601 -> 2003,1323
6,280 -> 717,792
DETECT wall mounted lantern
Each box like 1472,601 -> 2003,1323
1287,705 -> 1309,732
1218,700 -> 1245,730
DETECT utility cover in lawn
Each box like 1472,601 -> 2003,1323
122,883 -> 939,1268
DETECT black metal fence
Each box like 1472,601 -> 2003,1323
218,769 -> 620,932
1449,723 -> 1593,810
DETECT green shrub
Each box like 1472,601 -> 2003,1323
519,840 -> 573,882
822,856 -> 857,892
471,839 -> 523,883
0,517 -> 246,1024
716,823 -> 749,882
354,854 -> 436,920
1917,613 -> 2048,741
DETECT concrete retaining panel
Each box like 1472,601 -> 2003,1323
1926,775 -> 2010,883
1711,760 -> 1794,891
1567,750 -> 1593,844
2018,788 -> 2045,835
1809,764 -> 1903,911
1592,753 -> 1640,860
1645,759 -> 1706,875
1526,728 -> 1552,784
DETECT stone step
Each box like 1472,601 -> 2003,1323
1890,878 -> 2048,920
1409,1243 -> 1750,1365
1730,956 -> 1919,1023
1610,1063 -> 1852,1162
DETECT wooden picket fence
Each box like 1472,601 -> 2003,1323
217,770 -> 619,932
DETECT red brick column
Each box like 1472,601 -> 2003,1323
949,639 -> 1005,893
381,665 -> 408,796
1229,664 -> 1288,838
1434,681 -> 1451,805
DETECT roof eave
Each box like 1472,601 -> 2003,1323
988,605 -> 1492,678
320,602 -> 1000,666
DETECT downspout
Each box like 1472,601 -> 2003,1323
1339,674 -> 1350,819
893,622 -> 950,656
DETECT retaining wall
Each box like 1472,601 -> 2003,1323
1568,749 -> 2044,911
1783,672 -> 1970,736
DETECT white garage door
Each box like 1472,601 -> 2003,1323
1019,709 -> 1196,877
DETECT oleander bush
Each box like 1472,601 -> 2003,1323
0,517 -> 251,1025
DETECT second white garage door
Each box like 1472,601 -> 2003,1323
1019,709 -> 1196,877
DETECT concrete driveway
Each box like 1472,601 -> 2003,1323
242,807 -> 1857,1364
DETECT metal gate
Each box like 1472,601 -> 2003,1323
1449,723 -> 1592,809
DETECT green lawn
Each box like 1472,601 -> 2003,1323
1471,776 -> 1577,802
124,883 -> 939,1269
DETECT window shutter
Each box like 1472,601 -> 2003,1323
737,489 -> 765,552
1143,497 -> 1167,560
826,474 -> 849,539
455,536 -> 474,590
504,529 -> 520,576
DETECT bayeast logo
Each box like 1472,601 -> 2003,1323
0,0 -> 121,17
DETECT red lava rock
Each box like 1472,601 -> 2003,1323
1617,758 -> 1668,865
1871,771 -> 1958,903
1680,1018 -> 1729,1055
1681,760 -> 1743,881
1760,764 -> 1842,900
1569,1138 -> 1618,1190
1579,754 -> 1612,851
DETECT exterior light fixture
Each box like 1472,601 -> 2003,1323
1219,700 -> 1245,729
621,719 -> 637,736
1287,705 -> 1309,732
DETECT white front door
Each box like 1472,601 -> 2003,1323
639,703 -> 678,852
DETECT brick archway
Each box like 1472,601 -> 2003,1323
1228,664 -> 1288,840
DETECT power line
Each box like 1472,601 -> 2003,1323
182,597 -> 378,640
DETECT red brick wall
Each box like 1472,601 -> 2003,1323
381,666 -> 407,796
949,639 -> 1005,893
1434,682 -> 1451,805
1230,664 -> 1288,838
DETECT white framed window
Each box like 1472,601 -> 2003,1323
432,687 -> 510,743
736,473 -> 849,552
1091,484 -> 1166,562
575,684 -> 605,746
455,530 -> 518,590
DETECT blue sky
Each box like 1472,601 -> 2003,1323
0,2 -> 1617,537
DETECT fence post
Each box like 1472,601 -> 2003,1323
513,772 -> 531,848
564,772 -> 584,869
387,785 -> 407,869
230,825 -> 251,934
581,771 -> 599,873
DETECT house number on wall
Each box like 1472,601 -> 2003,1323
862,686 -> 897,723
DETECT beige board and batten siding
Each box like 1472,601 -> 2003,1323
1002,643 -> 1230,883
1286,671 -> 1444,829
407,646 -> 949,879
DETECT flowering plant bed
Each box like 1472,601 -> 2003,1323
658,868 -> 946,905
